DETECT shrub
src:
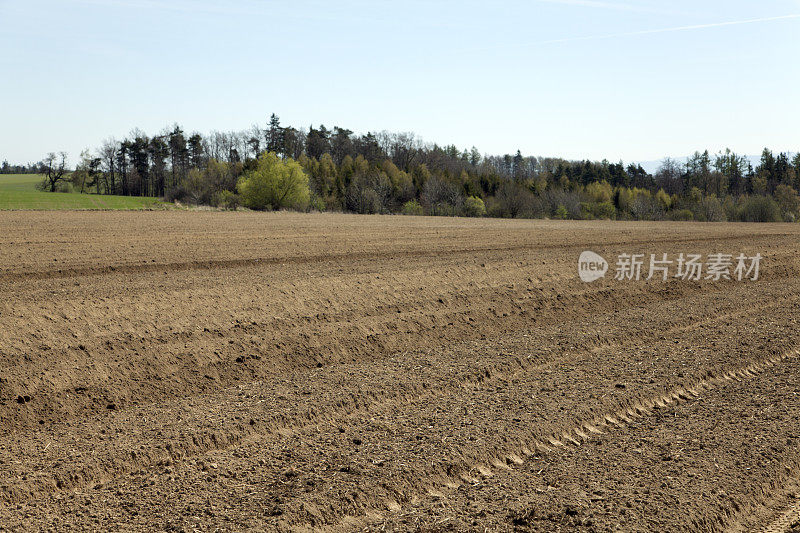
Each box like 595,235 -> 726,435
667,209 -> 694,221
554,205 -> 568,219
345,174 -> 391,214
183,168 -> 207,205
164,184 -> 188,203
421,175 -> 461,216
774,183 -> 800,220
631,192 -> 664,220
401,199 -> 423,216
544,189 -> 582,219
699,196 -> 726,222
211,190 -> 240,210
38,178 -> 72,193
493,183 -> 534,218
585,181 -> 613,203
655,189 -> 672,210
616,187 -> 634,213
581,201 -> 616,220
722,196 -> 737,221
463,196 -> 486,217
323,194 -> 343,212
54,180 -> 73,193
737,196 -> 782,222
309,195 -> 326,212
484,196 -> 502,218
237,152 -> 309,211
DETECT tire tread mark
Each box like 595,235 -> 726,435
762,496 -> 800,533
328,348 -> 800,529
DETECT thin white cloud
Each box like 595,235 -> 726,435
73,0 -> 264,15
536,0 -> 668,13
527,13 -> 800,47
68,0 -> 461,29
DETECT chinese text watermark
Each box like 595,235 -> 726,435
578,251 -> 761,282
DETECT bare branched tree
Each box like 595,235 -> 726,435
41,152 -> 68,192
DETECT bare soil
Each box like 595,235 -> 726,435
1,212 -> 799,531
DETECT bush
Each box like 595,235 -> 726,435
237,152 -> 309,211
493,183 -> 534,218
211,190 -> 240,210
484,196 -> 502,218
737,196 -> 782,222
356,187 -> 381,214
554,205 -> 569,219
544,189 -> 582,219
585,181 -> 613,203
667,209 -> 694,221
183,168 -> 207,205
164,184 -> 188,203
699,196 -> 726,222
722,196 -> 737,221
401,199 -> 423,216
37,178 -> 72,193
345,174 -> 391,214
655,189 -> 672,210
309,195 -> 326,212
421,176 -> 461,216
631,193 -> 664,220
581,201 -> 616,220
520,195 -> 547,218
774,183 -> 800,219
463,196 -> 486,217
321,194 -> 343,212
54,180 -> 73,193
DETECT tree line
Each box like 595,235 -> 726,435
14,113 -> 800,222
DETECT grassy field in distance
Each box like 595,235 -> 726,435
0,174 -> 168,210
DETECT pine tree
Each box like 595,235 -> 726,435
266,114 -> 284,155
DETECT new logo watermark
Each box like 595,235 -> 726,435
578,251 -> 761,282
578,251 -> 609,282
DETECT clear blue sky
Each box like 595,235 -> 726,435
1,0 -> 799,165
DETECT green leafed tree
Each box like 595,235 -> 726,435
237,152 -> 310,210
463,196 -> 486,217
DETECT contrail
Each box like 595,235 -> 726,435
533,13 -> 800,46
535,0 -> 674,14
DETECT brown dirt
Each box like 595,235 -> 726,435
1,211 -> 799,532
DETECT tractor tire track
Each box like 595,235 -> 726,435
327,348 -> 800,531
2,276 -> 787,503
2,213 -> 800,530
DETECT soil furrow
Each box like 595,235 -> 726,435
2,213 -> 799,531
0,277 -> 786,506
374,351 -> 800,532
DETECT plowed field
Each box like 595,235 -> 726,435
1,212 -> 799,532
